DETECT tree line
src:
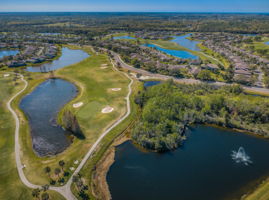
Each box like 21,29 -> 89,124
133,80 -> 269,151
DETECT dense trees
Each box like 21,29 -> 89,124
133,81 -> 269,151
1,13 -> 269,34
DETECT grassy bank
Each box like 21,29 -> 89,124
244,178 -> 269,200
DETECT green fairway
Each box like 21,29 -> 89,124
242,37 -> 269,59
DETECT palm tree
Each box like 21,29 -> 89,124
54,168 -> 61,178
58,160 -> 65,171
32,188 -> 40,200
42,184 -> 49,192
72,175 -> 79,184
41,192 -> 49,200
44,166 -> 51,177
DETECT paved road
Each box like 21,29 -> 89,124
111,51 -> 269,95
7,58 -> 134,199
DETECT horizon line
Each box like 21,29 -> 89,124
0,11 -> 269,14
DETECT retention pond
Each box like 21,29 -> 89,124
107,125 -> 269,200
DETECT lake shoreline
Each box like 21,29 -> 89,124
91,133 -> 131,200
96,123 -> 269,200
20,78 -> 78,157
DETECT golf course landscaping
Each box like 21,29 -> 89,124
5,46 -> 129,192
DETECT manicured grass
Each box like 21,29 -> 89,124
13,45 -> 130,188
242,37 -> 269,59
71,78 -> 142,199
0,73 -> 32,199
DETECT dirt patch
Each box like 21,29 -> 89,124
92,134 -> 130,200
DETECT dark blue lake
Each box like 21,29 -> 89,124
26,47 -> 89,72
144,43 -> 198,60
20,79 -> 77,156
113,35 -> 136,40
171,33 -> 201,51
0,50 -> 19,59
107,125 -> 269,200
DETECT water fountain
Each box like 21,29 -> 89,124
231,147 -> 252,166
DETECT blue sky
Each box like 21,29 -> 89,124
0,0 -> 268,12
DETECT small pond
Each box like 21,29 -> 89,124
0,50 -> 19,59
143,81 -> 161,88
20,78 -> 77,156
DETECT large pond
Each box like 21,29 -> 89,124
171,33 -> 201,51
144,43 -> 198,60
265,41 -> 269,45
26,47 -> 89,72
107,125 -> 269,200
20,79 -> 77,156
0,50 -> 19,59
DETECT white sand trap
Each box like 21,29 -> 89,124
100,64 -> 108,69
3,74 -> 10,77
111,88 -> 121,91
70,167 -> 75,171
102,106 -> 114,113
73,102 -> 83,108
130,73 -> 137,77
74,160 -> 79,165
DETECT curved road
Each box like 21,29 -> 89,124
111,51 -> 269,95
7,59 -> 133,200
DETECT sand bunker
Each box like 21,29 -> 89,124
73,102 -> 83,108
102,106 -> 114,113
111,88 -> 121,91
74,160 -> 79,165
100,64 -> 108,69
70,167 -> 75,171
3,74 -> 10,77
